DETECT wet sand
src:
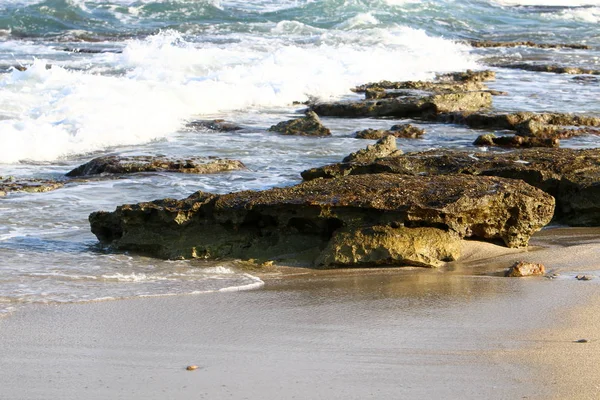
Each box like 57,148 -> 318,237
1,227 -> 599,399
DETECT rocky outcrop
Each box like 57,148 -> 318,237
301,147 -> 600,226
268,111 -> 331,136
354,70 -> 496,93
342,136 -> 401,163
89,173 -> 554,267
0,177 -> 64,197
355,124 -> 424,139
66,155 -> 246,177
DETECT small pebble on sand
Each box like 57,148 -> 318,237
186,365 -> 199,371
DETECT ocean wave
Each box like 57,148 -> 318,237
492,0 -> 600,6
0,27 -> 475,163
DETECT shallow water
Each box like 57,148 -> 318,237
1,0 -> 599,315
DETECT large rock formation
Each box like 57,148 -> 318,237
66,155 -> 246,177
90,173 -> 554,267
301,147 -> 600,226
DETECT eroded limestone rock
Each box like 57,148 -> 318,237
301,148 -> 600,226
316,226 -> 461,268
89,173 -> 554,266
311,91 -> 492,119
66,155 -> 246,177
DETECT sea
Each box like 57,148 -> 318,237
0,0 -> 599,316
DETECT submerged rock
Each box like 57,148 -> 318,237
0,176 -> 64,197
505,261 -> 546,277
301,147 -> 600,226
468,40 -> 590,50
89,173 -> 553,266
186,119 -> 243,132
268,111 -> 331,136
493,63 -> 600,75
66,155 -> 246,177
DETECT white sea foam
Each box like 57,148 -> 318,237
335,12 -> 380,29
542,6 -> 600,22
218,274 -> 265,292
202,266 -> 236,274
0,27 -> 476,163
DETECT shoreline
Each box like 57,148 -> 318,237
1,227 -> 599,399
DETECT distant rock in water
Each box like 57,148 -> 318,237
355,124 -> 424,140
312,91 -> 492,119
473,133 -> 559,148
492,63 -> 600,76
0,176 -> 64,197
66,155 -> 246,177
468,40 -> 590,50
89,173 -> 554,267
268,111 -> 331,136
185,119 -> 243,132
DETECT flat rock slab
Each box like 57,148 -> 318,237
311,91 -> 492,119
0,177 -> 64,197
90,173 -> 554,267
302,147 -> 600,226
66,155 -> 246,177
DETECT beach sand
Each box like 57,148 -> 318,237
1,227 -> 599,400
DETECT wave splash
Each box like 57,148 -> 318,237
0,28 -> 476,163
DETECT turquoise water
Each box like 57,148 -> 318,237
0,0 -> 599,313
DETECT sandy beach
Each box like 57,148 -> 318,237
0,227 -> 599,400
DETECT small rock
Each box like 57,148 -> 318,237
268,111 -> 331,136
343,135 -> 402,163
576,275 -> 593,281
574,339 -> 589,343
186,365 -> 199,371
505,261 -> 546,277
